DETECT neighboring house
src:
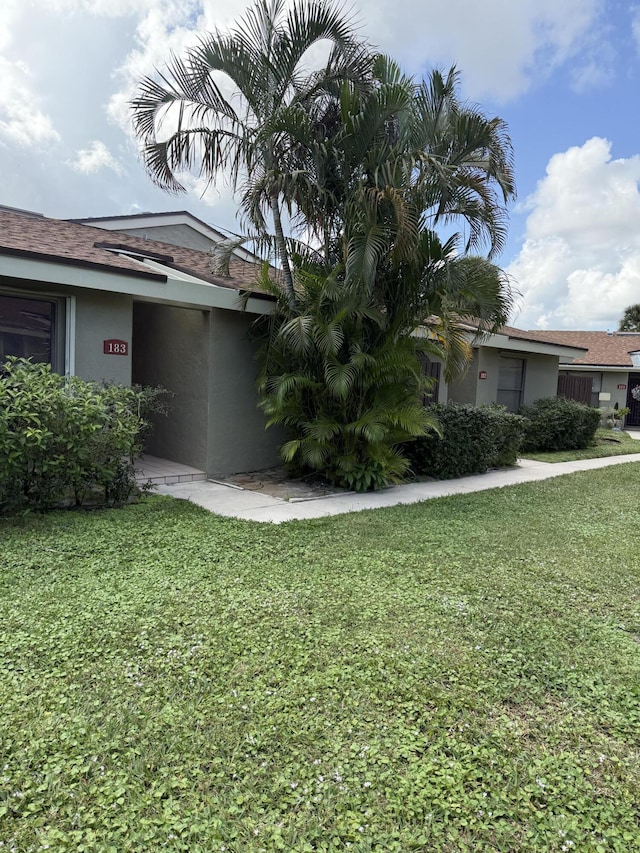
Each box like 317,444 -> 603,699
511,329 -> 640,428
422,324 -> 588,412
0,205 -> 281,477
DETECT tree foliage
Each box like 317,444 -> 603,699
618,304 -> 640,332
131,0 -> 373,303
132,0 -> 517,490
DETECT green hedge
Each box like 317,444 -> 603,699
0,358 -> 166,513
519,397 -> 601,452
403,403 -> 527,480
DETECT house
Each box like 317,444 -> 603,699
420,324 -> 588,412
509,329 -> 640,428
0,205 -> 282,477
0,204 -> 594,479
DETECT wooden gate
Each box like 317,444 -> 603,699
626,373 -> 640,427
557,373 -> 592,406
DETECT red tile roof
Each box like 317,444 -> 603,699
502,328 -> 640,368
0,209 -> 268,293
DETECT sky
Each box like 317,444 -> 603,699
1,0 -> 639,330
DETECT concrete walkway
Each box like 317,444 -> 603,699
157,449 -> 640,524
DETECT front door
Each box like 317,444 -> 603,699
626,373 -> 640,427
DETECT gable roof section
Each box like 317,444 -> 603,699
504,329 -> 640,368
69,210 -> 261,264
0,209 -> 266,293
70,210 -> 229,242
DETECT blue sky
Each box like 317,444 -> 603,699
1,0 -> 639,330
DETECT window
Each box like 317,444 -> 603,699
418,353 -> 441,405
497,356 -> 525,411
0,293 -> 66,372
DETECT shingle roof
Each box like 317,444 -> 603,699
0,209 -> 267,292
502,328 -> 640,367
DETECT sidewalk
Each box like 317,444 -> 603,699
156,451 -> 640,524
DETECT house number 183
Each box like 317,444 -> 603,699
103,339 -> 129,355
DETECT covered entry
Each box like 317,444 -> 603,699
626,373 -> 640,428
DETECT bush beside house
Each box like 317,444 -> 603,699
519,397 -> 601,453
404,404 -> 527,480
0,358 -> 165,514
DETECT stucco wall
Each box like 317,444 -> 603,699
118,224 -> 215,252
447,348 -> 559,408
207,308 -> 282,476
74,290 -> 132,385
447,349 -> 480,404
474,349 -> 500,405
132,302 -> 210,470
600,372 -> 629,410
521,353 -> 559,405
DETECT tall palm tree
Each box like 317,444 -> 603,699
130,0 -> 373,304
251,60 -> 517,488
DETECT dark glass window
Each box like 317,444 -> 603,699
0,294 -> 61,369
418,353 -> 441,405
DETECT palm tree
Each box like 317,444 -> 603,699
130,0 -> 373,304
132,4 -> 516,489
252,60 -> 517,488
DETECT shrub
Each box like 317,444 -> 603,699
600,406 -> 630,429
0,358 -> 166,513
403,403 -> 527,479
519,396 -> 601,452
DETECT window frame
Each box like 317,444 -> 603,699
0,287 -> 74,375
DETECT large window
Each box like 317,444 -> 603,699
0,293 -> 65,372
497,356 -> 525,411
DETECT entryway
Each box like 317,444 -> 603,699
626,373 -> 640,428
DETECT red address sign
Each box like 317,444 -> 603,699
103,339 -> 129,356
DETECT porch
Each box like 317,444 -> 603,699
135,455 -> 206,486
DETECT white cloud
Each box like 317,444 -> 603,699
0,56 -> 60,146
363,0 -> 604,101
0,0 -> 624,235
106,0 -> 208,132
71,140 -> 124,175
508,138 -> 640,330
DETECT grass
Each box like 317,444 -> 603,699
1,466 -> 640,851
522,429 -> 640,463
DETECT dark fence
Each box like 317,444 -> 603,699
557,373 -> 592,406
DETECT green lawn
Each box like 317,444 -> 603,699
2,468 -> 640,851
522,429 -> 640,463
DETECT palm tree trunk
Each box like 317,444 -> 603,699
270,192 -> 296,306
